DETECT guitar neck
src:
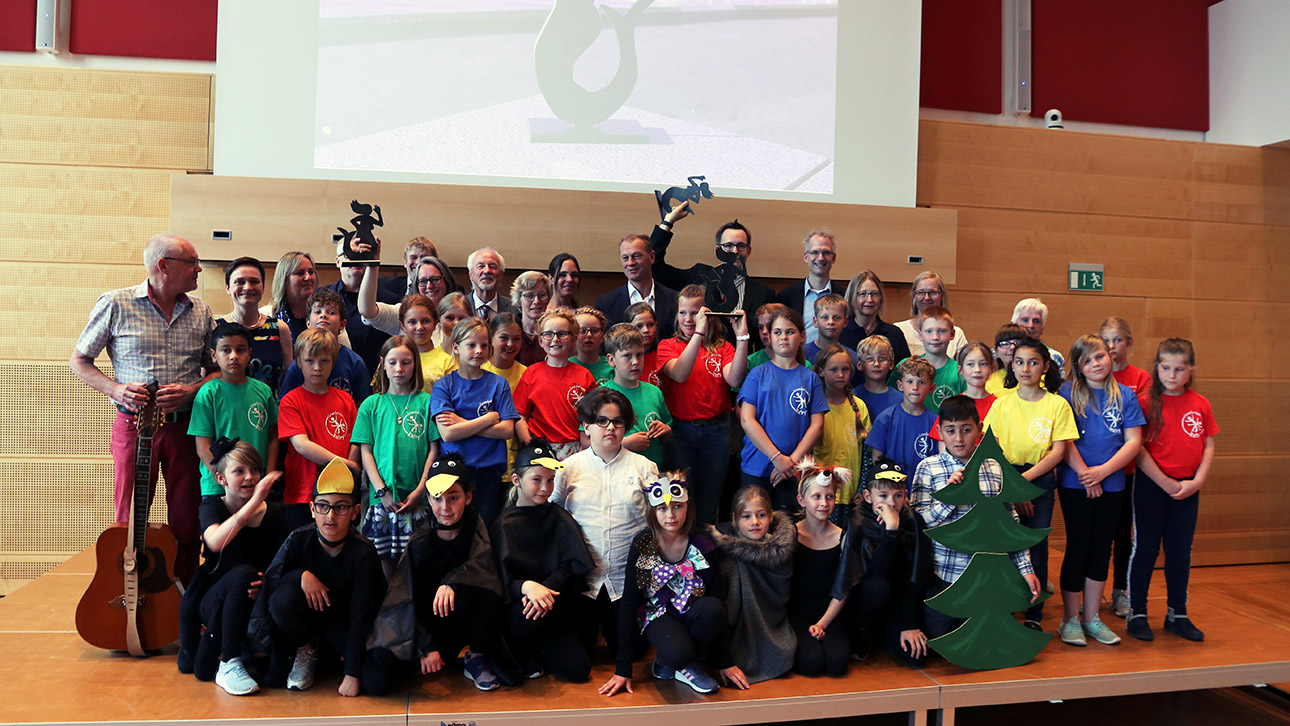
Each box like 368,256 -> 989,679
128,426 -> 155,554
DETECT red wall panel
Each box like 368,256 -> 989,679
68,0 -> 217,61
920,0 -> 1003,114
1030,0 -> 1210,131
0,0 -> 37,53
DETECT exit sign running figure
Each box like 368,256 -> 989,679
1069,263 -> 1104,292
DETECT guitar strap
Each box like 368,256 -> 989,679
122,410 -> 156,658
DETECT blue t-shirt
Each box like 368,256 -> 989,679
278,345 -> 371,406
430,370 -> 519,469
1057,381 -> 1147,492
867,404 -> 938,489
856,386 -> 904,423
737,363 -> 829,478
804,341 -> 856,369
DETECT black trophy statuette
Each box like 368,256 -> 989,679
655,175 -> 714,221
705,242 -> 745,315
337,200 -> 383,267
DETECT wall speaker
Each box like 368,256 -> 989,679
35,0 -> 69,54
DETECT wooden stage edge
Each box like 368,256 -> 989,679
4,551 -> 1290,726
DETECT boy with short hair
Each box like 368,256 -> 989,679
889,306 -> 964,413
279,288 -> 371,405
867,358 -> 937,483
854,335 -> 902,420
278,328 -> 360,529
551,387 -> 657,662
803,294 -> 853,363
601,323 -> 672,467
255,458 -> 385,697
624,302 -> 663,387
190,321 -> 279,497
910,395 -> 1042,640
572,306 -> 614,387
833,458 -> 933,666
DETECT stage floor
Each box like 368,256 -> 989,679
4,550 -> 1289,726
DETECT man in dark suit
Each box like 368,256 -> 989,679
466,247 -> 512,322
775,228 -> 845,345
594,233 -> 679,340
650,202 -> 775,345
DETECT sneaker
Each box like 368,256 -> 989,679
1023,619 -> 1043,632
286,643 -> 317,691
1126,613 -> 1154,641
216,658 -> 261,696
519,656 -> 545,680
651,659 -> 675,681
1164,610 -> 1205,642
674,662 -> 719,694
1111,590 -> 1131,619
463,651 -> 501,691
1082,616 -> 1122,645
1058,618 -> 1087,646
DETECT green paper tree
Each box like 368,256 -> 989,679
924,430 -> 1053,670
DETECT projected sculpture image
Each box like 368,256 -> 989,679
533,0 -> 656,141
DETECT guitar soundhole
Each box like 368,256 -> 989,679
115,548 -> 173,593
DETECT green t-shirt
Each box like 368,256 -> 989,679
188,377 -> 278,496
888,356 -> 965,413
351,391 -> 441,503
604,379 -> 673,466
572,355 -> 614,388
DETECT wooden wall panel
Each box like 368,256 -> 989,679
0,65 -> 211,170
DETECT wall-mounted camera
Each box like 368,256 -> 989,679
1045,108 -> 1063,130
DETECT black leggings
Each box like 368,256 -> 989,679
573,586 -> 626,661
847,574 -> 923,668
643,597 -> 726,671
790,612 -> 850,676
1058,487 -> 1123,592
1110,472 -> 1136,590
198,563 -> 259,661
1128,472 -> 1200,615
504,595 -> 590,682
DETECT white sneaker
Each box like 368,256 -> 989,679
287,643 -> 317,691
215,657 -> 261,696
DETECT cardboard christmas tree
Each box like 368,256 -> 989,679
924,431 -> 1052,670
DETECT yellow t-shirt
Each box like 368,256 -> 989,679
420,348 -> 459,392
483,360 -> 528,475
981,390 -> 1079,466
985,369 -> 1009,397
813,397 -> 872,504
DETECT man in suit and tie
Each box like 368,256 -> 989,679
593,233 -> 679,340
776,229 -> 845,345
467,247 -> 512,321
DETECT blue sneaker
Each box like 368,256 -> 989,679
674,662 -> 718,694
651,659 -> 674,681
463,651 -> 501,691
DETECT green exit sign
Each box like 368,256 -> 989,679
1069,263 -> 1104,292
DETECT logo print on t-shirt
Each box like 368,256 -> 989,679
647,370 -> 661,387
1181,411 -> 1205,439
477,399 -> 495,417
247,403 -> 268,431
1028,416 -> 1054,443
914,433 -> 933,459
1102,406 -> 1122,434
932,385 -> 954,408
326,412 -> 348,439
402,411 -> 426,438
789,387 -> 810,415
567,385 -> 587,407
644,411 -> 661,429
705,354 -> 723,379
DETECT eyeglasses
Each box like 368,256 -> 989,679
579,327 -> 603,336
719,242 -> 751,253
996,340 -> 1020,349
311,501 -> 354,515
417,276 -> 443,287
539,330 -> 572,341
592,416 -> 627,429
913,290 -> 940,299
164,256 -> 201,267
861,356 -> 893,365
806,249 -> 835,258
854,291 -> 881,300
521,292 -> 551,303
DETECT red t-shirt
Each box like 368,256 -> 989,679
1113,365 -> 1153,396
514,361 -> 597,444
278,386 -> 357,505
642,349 -> 661,388
1139,388 -> 1219,479
929,394 -> 996,441
657,337 -> 735,421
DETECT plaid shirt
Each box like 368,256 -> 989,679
76,281 -> 214,408
911,451 -> 1034,583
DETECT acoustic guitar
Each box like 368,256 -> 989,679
76,382 -> 182,655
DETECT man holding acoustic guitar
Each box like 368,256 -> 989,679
71,233 -> 217,587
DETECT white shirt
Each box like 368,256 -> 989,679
627,281 -> 656,309
552,446 -> 657,601
802,278 -> 833,344
471,291 -> 499,318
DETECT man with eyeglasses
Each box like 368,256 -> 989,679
649,201 -> 776,345
378,236 -> 437,298
593,233 -> 680,340
70,233 -> 217,585
775,229 -> 846,345
326,240 -> 400,373
467,248 -> 512,321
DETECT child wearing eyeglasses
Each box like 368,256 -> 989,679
552,388 -> 658,671
514,308 -> 598,461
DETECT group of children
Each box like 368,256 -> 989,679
176,258 -> 1217,697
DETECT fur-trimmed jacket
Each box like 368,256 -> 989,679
707,511 -> 797,683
